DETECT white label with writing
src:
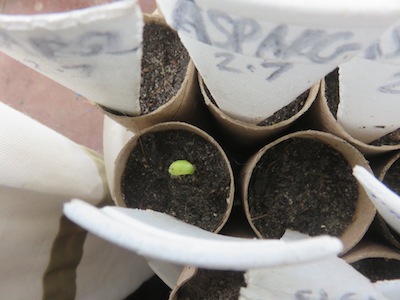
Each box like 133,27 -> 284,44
158,0 -> 399,124
353,166 -> 400,235
240,231 -> 387,300
338,24 -> 400,143
0,1 -> 143,115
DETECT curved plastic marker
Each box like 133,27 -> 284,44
64,199 -> 343,271
353,165 -> 400,235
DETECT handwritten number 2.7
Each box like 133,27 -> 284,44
215,52 -> 242,74
215,52 -> 292,81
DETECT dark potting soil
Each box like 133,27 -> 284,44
325,69 -> 400,146
247,137 -> 358,238
383,158 -> 400,195
257,90 -> 309,126
325,68 -> 340,118
139,22 -> 189,115
204,85 -> 308,126
177,270 -> 245,300
370,128 -> 400,146
351,258 -> 400,282
121,130 -> 231,232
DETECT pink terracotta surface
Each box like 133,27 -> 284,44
0,0 -> 157,154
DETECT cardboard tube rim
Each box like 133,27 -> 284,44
168,266 -> 198,300
241,129 -> 376,254
98,12 -> 197,132
315,79 -> 400,155
200,74 -> 319,133
113,121 -> 235,233
375,151 -> 400,249
378,151 -> 400,181
343,241 -> 400,264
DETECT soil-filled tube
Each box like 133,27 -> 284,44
168,208 -> 255,300
371,151 -> 400,249
309,70 -> 400,156
344,241 -> 400,283
199,74 -> 320,154
169,266 -> 245,300
114,121 -> 234,233
241,130 -> 376,254
101,13 -> 201,133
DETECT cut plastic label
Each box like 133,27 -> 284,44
240,231 -> 387,300
0,1 -> 143,115
338,23 -> 400,143
158,0 -> 400,124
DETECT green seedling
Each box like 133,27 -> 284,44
168,160 -> 196,176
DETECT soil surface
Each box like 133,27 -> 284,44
125,275 -> 170,299
351,258 -> 400,282
177,270 -> 245,300
121,130 -> 231,232
139,22 -> 189,114
370,128 -> 400,146
383,159 -> 400,195
258,90 -> 309,126
325,69 -> 400,146
325,68 -> 340,118
247,137 -> 358,238
205,86 -> 308,126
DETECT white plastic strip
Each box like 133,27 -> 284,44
0,1 -> 143,115
0,102 -> 104,200
353,166 -> 400,235
63,199 -> 343,271
240,233 -> 387,300
157,0 -> 400,124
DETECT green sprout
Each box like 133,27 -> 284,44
168,160 -> 196,176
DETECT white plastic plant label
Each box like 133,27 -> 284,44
64,199 -> 343,271
0,0 -> 143,115
375,279 -> 400,300
338,23 -> 400,143
0,102 -> 153,299
353,166 -> 400,235
0,102 -> 105,199
239,231 -> 387,300
157,0 -> 400,124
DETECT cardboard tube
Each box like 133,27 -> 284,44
241,130 -> 376,254
344,240 -> 400,264
169,267 -> 244,300
169,266 -> 197,300
343,241 -> 400,283
372,151 -> 400,249
113,121 -> 234,233
100,13 -> 201,133
200,74 -> 319,150
310,75 -> 400,156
